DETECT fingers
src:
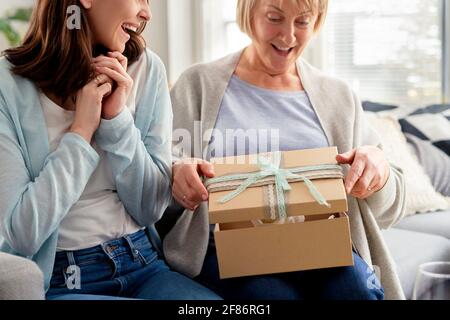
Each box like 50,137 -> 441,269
93,55 -> 128,76
365,176 -> 380,198
186,171 -> 209,202
351,165 -> 377,198
90,74 -> 110,87
97,82 -> 113,98
93,55 -> 132,88
173,187 -> 198,211
91,73 -> 114,100
94,58 -> 127,76
336,149 -> 357,165
107,51 -> 128,70
198,161 -> 215,178
95,66 -> 130,87
343,147 -> 390,199
344,157 -> 366,194
172,160 -> 211,211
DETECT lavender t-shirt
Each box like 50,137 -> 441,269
208,75 -> 329,160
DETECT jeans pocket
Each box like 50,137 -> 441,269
137,247 -> 158,265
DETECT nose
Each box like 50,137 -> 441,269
139,1 -> 152,22
280,22 -> 296,46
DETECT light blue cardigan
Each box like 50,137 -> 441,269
0,49 -> 173,291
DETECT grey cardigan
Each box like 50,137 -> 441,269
163,51 -> 407,300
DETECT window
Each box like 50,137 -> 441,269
200,0 -> 447,107
200,0 -> 249,62
324,0 -> 444,107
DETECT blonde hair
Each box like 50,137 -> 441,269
237,0 -> 328,37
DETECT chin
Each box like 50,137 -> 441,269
107,45 -> 126,54
104,39 -> 127,53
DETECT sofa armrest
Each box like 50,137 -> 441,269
0,253 -> 45,300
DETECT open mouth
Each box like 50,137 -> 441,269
122,23 -> 139,35
271,44 -> 294,56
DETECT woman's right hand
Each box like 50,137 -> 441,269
172,158 -> 215,211
70,74 -> 113,143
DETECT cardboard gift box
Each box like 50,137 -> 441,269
205,147 -> 354,279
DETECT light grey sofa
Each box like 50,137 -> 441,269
382,210 -> 450,299
0,252 -> 45,300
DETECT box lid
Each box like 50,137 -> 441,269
207,147 -> 348,224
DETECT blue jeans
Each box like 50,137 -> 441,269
195,245 -> 385,300
46,229 -> 221,300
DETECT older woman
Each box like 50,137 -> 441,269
163,0 -> 406,300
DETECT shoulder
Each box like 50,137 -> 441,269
299,58 -> 356,100
0,57 -> 19,94
144,48 -> 167,81
0,56 -> 14,73
174,51 -> 241,89
143,48 -> 166,74
129,48 -> 167,84
298,59 -> 353,95
0,57 -> 29,111
299,59 -> 361,124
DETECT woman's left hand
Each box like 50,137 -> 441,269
93,52 -> 134,120
336,146 -> 390,200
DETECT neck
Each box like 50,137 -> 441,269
44,91 -> 76,111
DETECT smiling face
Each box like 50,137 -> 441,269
250,0 -> 318,74
80,0 -> 151,53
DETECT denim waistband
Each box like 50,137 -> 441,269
54,229 -> 150,262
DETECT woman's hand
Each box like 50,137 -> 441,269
336,146 -> 390,200
70,74 -> 113,143
172,159 -> 215,211
93,52 -> 134,120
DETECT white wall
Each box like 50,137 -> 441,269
144,0 -> 201,83
143,0 -> 170,76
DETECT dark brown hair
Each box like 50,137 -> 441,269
3,0 -> 147,100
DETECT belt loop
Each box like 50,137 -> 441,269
124,235 -> 139,262
64,252 -> 81,290
66,251 -> 77,266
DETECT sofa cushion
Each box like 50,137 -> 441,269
382,228 -> 450,299
399,104 -> 450,156
394,210 -> 450,239
365,112 -> 449,215
406,134 -> 450,197
362,101 -> 399,113
362,102 -> 450,156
